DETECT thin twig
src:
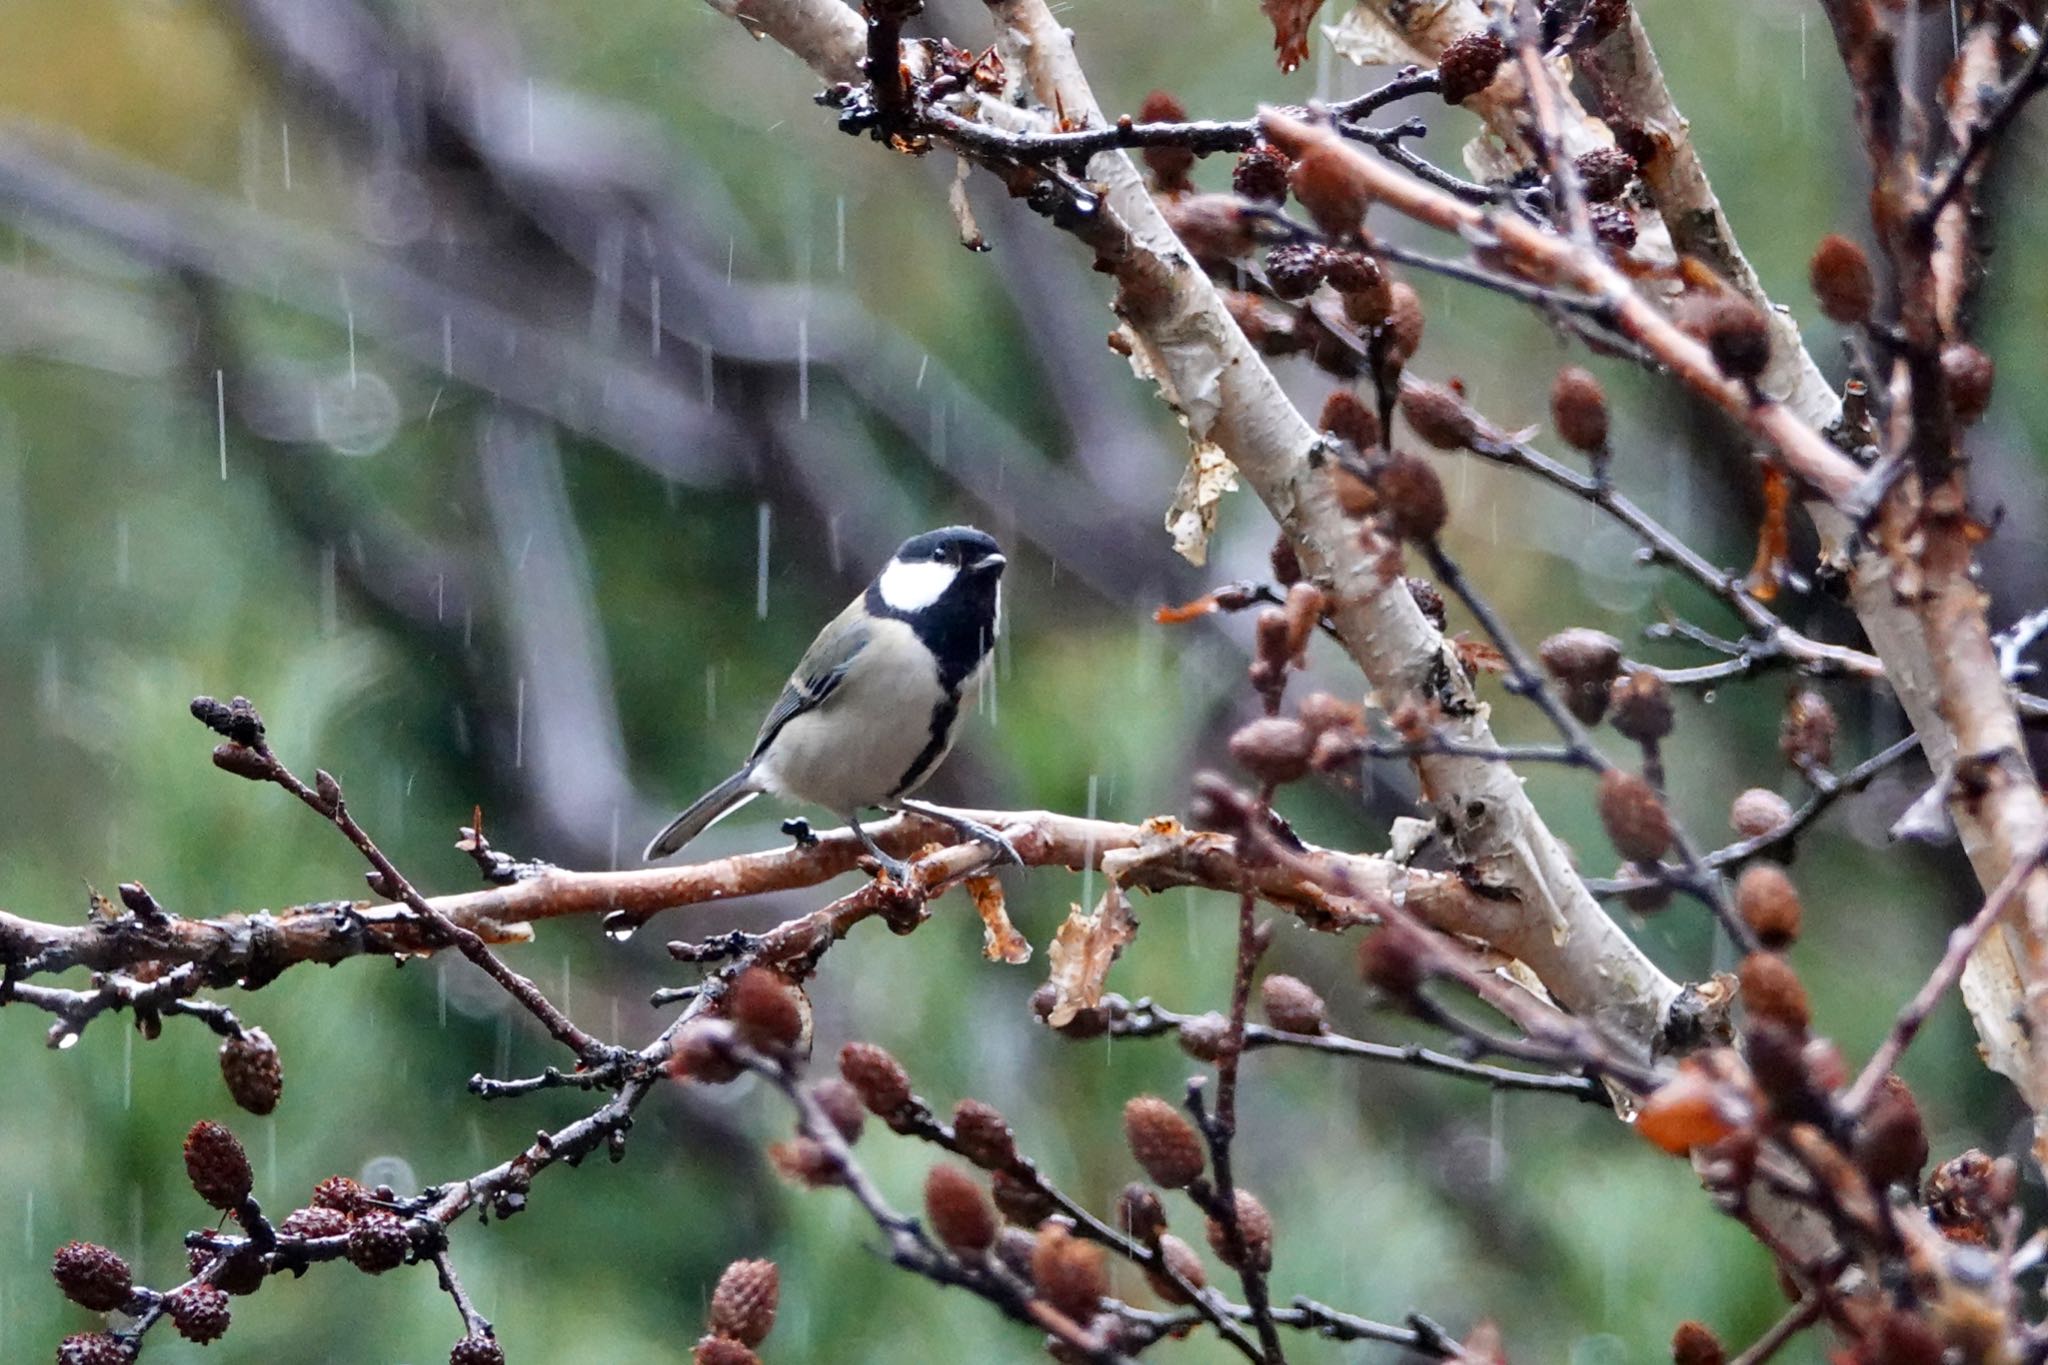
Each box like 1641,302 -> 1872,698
1841,837 -> 2048,1114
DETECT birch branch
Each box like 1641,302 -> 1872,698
969,0 -> 1679,1054
0,810 -> 1485,988
1348,0 -> 2043,1114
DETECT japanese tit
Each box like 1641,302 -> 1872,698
643,526 -> 1013,877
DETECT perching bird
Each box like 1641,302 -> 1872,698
643,526 -> 1014,878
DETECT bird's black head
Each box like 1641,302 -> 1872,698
868,526 -> 1005,691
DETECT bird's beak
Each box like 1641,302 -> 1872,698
971,552 -> 1006,574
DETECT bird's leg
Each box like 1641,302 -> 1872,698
888,798 -> 1022,868
846,811 -> 914,883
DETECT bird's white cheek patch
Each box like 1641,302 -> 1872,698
877,559 -> 957,612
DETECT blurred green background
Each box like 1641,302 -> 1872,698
2,1 -> 2042,1361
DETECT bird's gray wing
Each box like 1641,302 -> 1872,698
748,605 -> 870,761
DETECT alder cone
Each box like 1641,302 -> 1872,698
1597,769 -> 1673,864
56,1334 -> 132,1365
183,1120 -> 253,1211
449,1335 -> 507,1365
710,1258 -> 780,1346
1232,145 -> 1292,204
1123,1096 -> 1205,1188
166,1283 -> 232,1345
220,1028 -> 283,1115
1809,233 -> 1875,324
345,1211 -> 411,1274
1264,243 -> 1328,300
312,1174 -> 370,1216
925,1165 -> 998,1254
189,1244 -> 265,1296
52,1241 -> 133,1312
280,1206 -> 349,1239
1437,31 -> 1506,104
1573,145 -> 1637,202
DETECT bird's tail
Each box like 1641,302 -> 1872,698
643,768 -> 765,861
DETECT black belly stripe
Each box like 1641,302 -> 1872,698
891,693 -> 960,797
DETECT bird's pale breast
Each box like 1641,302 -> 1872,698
755,618 -> 970,813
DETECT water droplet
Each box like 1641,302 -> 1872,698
359,1155 -> 417,1195
602,911 -> 641,942
55,1031 -> 80,1050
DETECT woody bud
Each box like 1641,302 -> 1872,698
1778,689 -> 1836,772
1229,717 -> 1315,785
1941,343 -> 1994,426
1205,1188 -> 1274,1272
1124,1096 -> 1206,1188
1809,234 -> 1875,324
1137,91 -> 1195,193
1259,974 -> 1328,1035
1729,788 -> 1793,839
1030,1223 -> 1109,1322
728,967 -> 805,1051
1738,952 -> 1811,1034
1609,670 -> 1674,745
1597,769 -> 1673,864
951,1099 -> 1020,1171
1550,367 -> 1609,453
1374,451 -> 1448,542
1400,381 -> 1476,450
1735,863 -> 1802,949
839,1042 -> 914,1119
925,1164 -> 998,1254
1700,295 -> 1771,382
1318,390 -> 1380,452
